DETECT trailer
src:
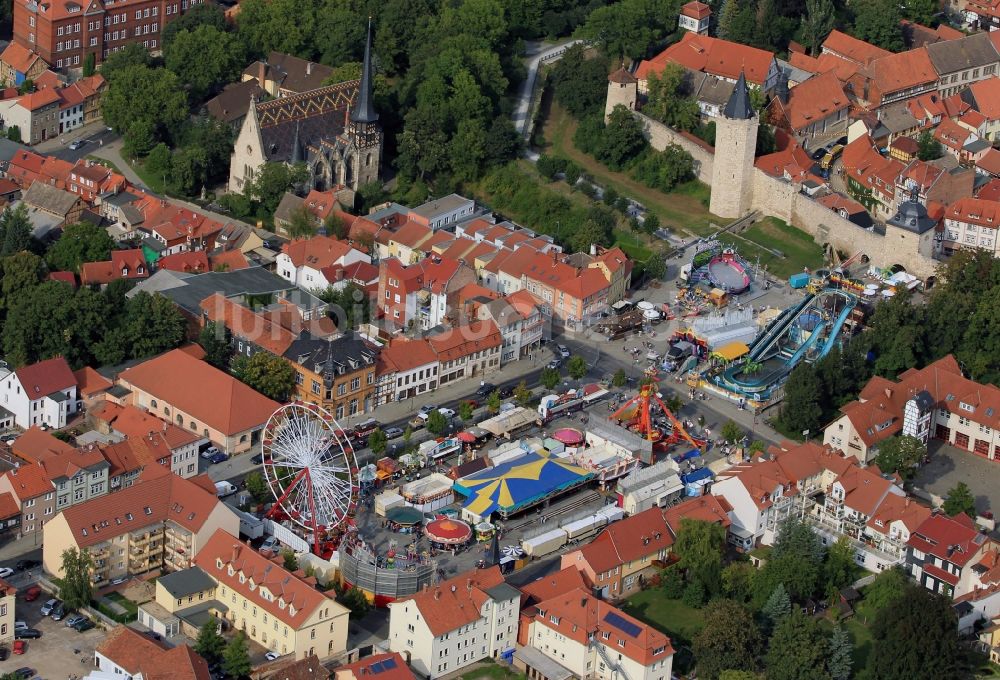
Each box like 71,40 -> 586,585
537,386 -> 609,422
479,407 -> 537,439
419,438 -> 462,461
521,528 -> 568,557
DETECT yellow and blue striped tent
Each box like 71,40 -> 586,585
454,451 -> 594,519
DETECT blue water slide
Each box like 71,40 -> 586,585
817,295 -> 856,359
783,319 -> 828,368
747,293 -> 815,361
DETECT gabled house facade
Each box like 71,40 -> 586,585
0,356 -> 78,429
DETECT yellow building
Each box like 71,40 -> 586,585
0,578 -> 14,644
193,529 -> 350,661
42,466 -> 239,586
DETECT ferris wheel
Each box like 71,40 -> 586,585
261,403 -> 359,552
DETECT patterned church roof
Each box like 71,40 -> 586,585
256,80 -> 361,163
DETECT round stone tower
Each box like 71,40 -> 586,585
606,67 -> 639,122
709,71 -> 759,219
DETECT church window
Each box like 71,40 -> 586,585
365,153 -> 371,167
247,145 -> 252,155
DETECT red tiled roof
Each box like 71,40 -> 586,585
208,249 -> 250,272
519,566 -> 588,604
866,494 -> 931,536
946,196 -> 1000,231
394,566 -> 506,637
663,494 -> 732,532
866,49 -> 937,105
96,625 -> 170,675
15,356 -> 75,397
518,251 -> 611,301
754,142 -> 822,184
427,321 -> 502,362
200,293 -> 296,357
157,251 -> 210,274
335,652 -> 415,680
2,462 -> 54,501
978,178 -> 1000,201
680,0 -> 711,19
816,192 -> 869,216
194,528 -> 344,630
80,250 -> 149,285
531,589 -> 673,665
969,77 -> 1000,119
282,235 -> 354,269
119,348 -> 280,436
907,512 -> 987,568
773,71 -> 849,132
0,42 -> 44,74
636,32 -> 775,86
822,29 -> 891,66
377,339 -> 438,374
97,403 -> 199,450
61,466 -> 224,547
0,492 -> 20,519
977,149 -> 1000,177
934,117 -> 974,152
17,87 -> 60,111
835,466 -> 895,516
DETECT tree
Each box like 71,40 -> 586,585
873,434 -> 925,479
852,0 -> 905,52
662,566 -> 686,598
541,367 -> 560,390
904,0 -> 940,26
162,3 -> 227,51
632,144 -> 695,192
244,471 -> 268,504
720,673 -> 764,680
194,619 -> 226,662
718,0 -> 756,44
578,0 -> 679,60
778,363 -> 823,436
458,401 -> 474,421
5,126 -> 20,142
281,548 -> 298,571
514,380 -> 532,407
822,537 -> 856,597
600,106 -> 648,170
674,519 -> 727,597
98,43 -> 152,84
720,420 -> 743,445
337,585 -> 371,619
644,65 -> 702,133
612,369 -> 627,387
801,0 -> 836,54
222,631 -> 252,679
866,584 -> 969,679
46,222 -> 114,273
0,203 -> 33,256
368,428 -> 388,456
549,44 -> 611,118
761,583 -> 791,627
721,562 -> 754,604
247,162 -> 309,214
567,355 -> 588,379
59,547 -> 94,610
863,568 -> 908,615
122,292 -> 186,359
645,254 -> 667,280
693,600 -> 762,680
487,389 -> 502,414
102,65 -> 189,151
942,481 -> 976,517
231,352 -> 296,401
286,205 -> 318,239
682,580 -> 707,607
82,52 -> 96,77
199,321 -> 232,369
765,610 -> 832,680
426,409 -> 448,435
917,130 -> 943,161
826,625 -> 853,680
165,24 -> 244,102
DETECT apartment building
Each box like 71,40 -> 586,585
377,256 -> 477,330
192,529 -> 350,660
0,356 -> 78,430
427,321 -> 502,386
926,32 -> 1000,98
0,578 -> 13,645
823,355 -> 1000,464
287,332 -> 378,420
12,427 -> 109,511
387,566 -> 520,679
42,466 -> 238,585
907,512 -> 995,598
117,348 -> 279,455
0,462 -> 55,546
374,339 -> 439,407
942,197 -> 1000,257
13,0 -> 209,67
518,588 -> 674,680
561,495 -> 730,601
89,402 -> 204,478
276,235 -> 370,291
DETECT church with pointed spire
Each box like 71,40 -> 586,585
227,22 -> 383,200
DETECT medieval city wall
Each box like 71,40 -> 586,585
634,113 -> 714,183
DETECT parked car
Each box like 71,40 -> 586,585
0,646 -> 7,661
418,404 -> 437,414
15,560 -> 39,572
14,621 -> 27,631
546,358 -> 562,370
22,586 -> 40,602
200,447 -> 221,460
437,407 -> 456,418
209,451 -> 229,465
12,641 -> 25,655
383,426 -> 404,439
250,453 -> 264,465
51,603 -> 66,621
264,651 -> 281,661
557,344 -> 570,358
475,383 -> 496,398
0,567 -> 14,578
39,599 -> 59,616
259,536 -> 280,557
65,615 -> 86,628
13,668 -> 31,678
498,386 -> 515,399
73,619 -> 95,632
14,629 -> 40,639
810,146 -> 827,161
407,416 -> 426,429
68,139 -> 86,150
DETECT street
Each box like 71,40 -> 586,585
33,122 -> 119,164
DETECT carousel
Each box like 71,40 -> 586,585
424,517 -> 473,548
385,506 -> 424,533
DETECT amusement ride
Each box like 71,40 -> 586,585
609,369 -> 706,455
261,402 -> 360,556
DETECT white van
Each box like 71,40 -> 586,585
215,481 -> 238,498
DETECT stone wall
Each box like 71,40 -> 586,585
634,112 -> 714,183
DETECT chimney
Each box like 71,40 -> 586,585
580,596 -> 587,607
231,544 -> 240,562
590,243 -> 597,256
258,60 -> 266,86
466,578 -> 472,591
307,62 -> 313,76
884,388 -> 892,399
434,590 -> 441,600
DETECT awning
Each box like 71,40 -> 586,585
712,341 -> 750,362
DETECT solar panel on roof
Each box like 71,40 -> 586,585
371,658 -> 398,674
604,611 -> 641,637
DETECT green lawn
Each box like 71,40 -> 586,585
620,590 -> 706,644
719,217 -> 826,280
613,228 -> 654,261
106,591 -> 139,616
818,608 -> 874,671
538,99 -> 720,237
457,665 -> 526,680
86,155 -> 123,174
130,158 -> 167,194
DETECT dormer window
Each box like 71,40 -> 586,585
289,605 -> 296,617
239,573 -> 246,584
960,402 -> 974,412
228,566 -> 235,577
216,558 -> 223,569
